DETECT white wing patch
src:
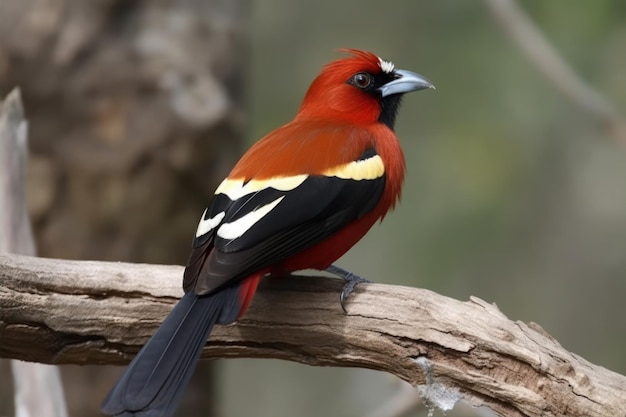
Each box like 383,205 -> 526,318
378,57 -> 395,74
215,175 -> 308,200
195,209 -> 225,238
217,196 -> 285,240
323,154 -> 384,180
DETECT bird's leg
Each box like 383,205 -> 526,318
325,264 -> 372,313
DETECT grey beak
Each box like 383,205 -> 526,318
378,69 -> 435,97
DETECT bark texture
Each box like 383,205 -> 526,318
1,252 -> 625,417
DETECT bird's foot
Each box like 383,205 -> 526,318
325,264 -> 371,313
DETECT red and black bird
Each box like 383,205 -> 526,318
101,49 -> 434,417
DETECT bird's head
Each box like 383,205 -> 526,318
297,49 -> 434,129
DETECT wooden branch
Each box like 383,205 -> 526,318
1,253 -> 624,416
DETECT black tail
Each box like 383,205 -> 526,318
101,286 -> 240,417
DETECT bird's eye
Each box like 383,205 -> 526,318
351,72 -> 372,89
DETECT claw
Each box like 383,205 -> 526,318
339,276 -> 370,312
326,264 -> 372,313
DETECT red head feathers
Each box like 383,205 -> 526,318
298,48 -> 433,126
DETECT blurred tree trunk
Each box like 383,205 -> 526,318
0,1 -> 248,416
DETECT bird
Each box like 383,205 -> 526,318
101,48 -> 434,417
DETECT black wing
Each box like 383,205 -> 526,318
184,148 -> 385,295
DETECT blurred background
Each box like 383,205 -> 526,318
1,0 -> 625,416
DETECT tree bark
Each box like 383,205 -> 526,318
1,252 -> 624,417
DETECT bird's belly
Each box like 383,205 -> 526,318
273,212 -> 380,274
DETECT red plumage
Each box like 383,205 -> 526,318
101,49 -> 433,417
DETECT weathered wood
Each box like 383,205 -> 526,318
1,89 -> 68,417
0,89 -> 34,256
0,252 -> 624,417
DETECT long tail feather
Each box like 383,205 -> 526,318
101,285 -> 240,417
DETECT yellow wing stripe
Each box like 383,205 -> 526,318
322,154 -> 384,180
215,175 -> 308,200
214,155 -> 383,200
